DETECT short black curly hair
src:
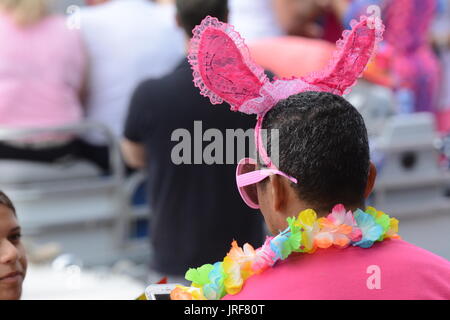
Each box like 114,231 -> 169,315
261,91 -> 370,211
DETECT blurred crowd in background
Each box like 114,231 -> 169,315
0,0 -> 450,299
1,0 -> 449,160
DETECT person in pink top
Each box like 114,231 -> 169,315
168,14 -> 450,300
0,0 -> 85,130
223,233 -> 450,300
0,0 -> 90,166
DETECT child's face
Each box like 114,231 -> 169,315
0,205 -> 27,300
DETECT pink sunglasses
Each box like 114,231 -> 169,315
236,158 -> 298,209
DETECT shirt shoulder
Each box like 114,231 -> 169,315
224,239 -> 450,300
132,70 -> 181,105
124,70 -> 182,139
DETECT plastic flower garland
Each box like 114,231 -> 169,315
170,205 -> 400,300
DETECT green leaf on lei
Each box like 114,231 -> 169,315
287,217 -> 297,231
281,231 -> 302,259
185,264 -> 214,286
375,213 -> 391,241
282,217 -> 303,258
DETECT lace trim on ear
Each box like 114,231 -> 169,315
187,16 -> 268,110
302,15 -> 385,96
239,80 -> 318,115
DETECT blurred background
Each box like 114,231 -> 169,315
0,0 -> 449,299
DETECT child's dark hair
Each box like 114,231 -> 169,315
262,91 -> 370,211
0,191 -> 16,216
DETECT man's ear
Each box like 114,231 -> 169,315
364,162 -> 377,198
269,175 -> 288,213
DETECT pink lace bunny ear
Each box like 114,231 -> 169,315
188,15 -> 384,117
238,14 -> 385,117
301,15 -> 385,96
188,16 -> 269,113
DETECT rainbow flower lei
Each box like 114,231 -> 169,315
170,205 -> 400,300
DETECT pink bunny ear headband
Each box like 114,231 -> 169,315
188,14 -> 384,209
